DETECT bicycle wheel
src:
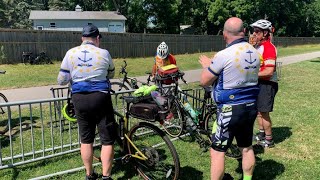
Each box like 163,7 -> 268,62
162,99 -> 184,138
0,93 -> 8,114
127,122 -> 180,180
204,112 -> 241,159
204,112 -> 216,135
111,82 -> 130,92
0,93 -> 9,134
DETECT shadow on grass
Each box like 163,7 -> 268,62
272,126 -> 292,144
111,162 -> 138,180
235,158 -> 284,180
0,116 -> 42,149
179,165 -> 204,180
309,59 -> 320,63
1,151 -> 80,179
0,115 -> 40,132
254,159 -> 285,180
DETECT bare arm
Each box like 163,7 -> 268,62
199,55 -> 217,86
200,69 -> 217,86
259,66 -> 275,78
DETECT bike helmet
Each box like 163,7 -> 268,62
62,102 -> 77,122
156,42 -> 169,59
250,19 -> 273,32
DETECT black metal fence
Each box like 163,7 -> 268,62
0,28 -> 320,64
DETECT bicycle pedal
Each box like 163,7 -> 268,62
121,154 -> 132,164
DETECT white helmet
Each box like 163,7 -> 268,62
250,19 -> 272,31
157,42 -> 169,59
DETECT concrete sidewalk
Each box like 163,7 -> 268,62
2,51 -> 320,102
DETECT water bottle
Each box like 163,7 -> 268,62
185,116 -> 197,132
183,102 -> 197,120
184,103 -> 197,131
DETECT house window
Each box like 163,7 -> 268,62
50,23 -> 56,28
37,26 -> 43,30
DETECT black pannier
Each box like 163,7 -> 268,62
129,102 -> 161,122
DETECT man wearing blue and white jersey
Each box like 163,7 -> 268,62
199,17 -> 260,180
57,24 -> 115,180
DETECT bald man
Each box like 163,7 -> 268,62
199,17 -> 261,180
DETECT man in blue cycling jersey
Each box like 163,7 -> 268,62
57,24 -> 115,180
199,17 -> 260,180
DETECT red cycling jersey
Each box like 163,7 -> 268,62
257,39 -> 277,82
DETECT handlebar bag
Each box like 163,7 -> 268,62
157,64 -> 179,85
129,102 -> 161,122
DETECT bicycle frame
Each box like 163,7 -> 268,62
178,87 -> 217,127
112,110 -> 148,162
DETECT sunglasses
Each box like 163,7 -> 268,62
253,28 -> 262,33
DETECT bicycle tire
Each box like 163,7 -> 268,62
127,122 -> 180,180
162,98 -> 184,138
0,93 -> 8,114
110,82 -> 130,92
204,112 -> 241,159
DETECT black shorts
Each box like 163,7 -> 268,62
257,80 -> 278,112
72,92 -> 117,145
211,102 -> 257,152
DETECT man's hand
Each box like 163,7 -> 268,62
199,55 -> 212,69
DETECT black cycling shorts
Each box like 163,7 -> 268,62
72,92 -> 116,145
211,102 -> 257,152
257,80 -> 278,112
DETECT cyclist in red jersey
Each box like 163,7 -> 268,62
250,19 -> 278,148
151,42 -> 177,77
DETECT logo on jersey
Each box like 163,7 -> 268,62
244,50 -> 257,69
77,50 -> 93,67
235,46 -> 258,74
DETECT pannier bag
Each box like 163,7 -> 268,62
157,64 -> 179,85
129,103 -> 161,122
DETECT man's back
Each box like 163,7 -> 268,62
209,40 -> 261,105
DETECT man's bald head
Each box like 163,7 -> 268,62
223,17 -> 245,37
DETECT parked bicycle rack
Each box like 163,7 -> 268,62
0,86 -> 206,179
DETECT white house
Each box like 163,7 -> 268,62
29,5 -> 127,33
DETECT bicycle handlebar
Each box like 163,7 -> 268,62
120,60 -> 128,75
154,71 -> 187,84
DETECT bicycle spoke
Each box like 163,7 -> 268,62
128,122 -> 179,180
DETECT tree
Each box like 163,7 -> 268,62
144,0 -> 180,34
126,0 -> 148,33
177,0 -> 210,34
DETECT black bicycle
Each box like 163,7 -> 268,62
111,60 -> 151,92
22,51 -> 52,65
154,72 -> 241,158
0,70 -> 9,134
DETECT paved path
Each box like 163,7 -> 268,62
2,51 -> 320,102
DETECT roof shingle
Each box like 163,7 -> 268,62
29,10 -> 127,20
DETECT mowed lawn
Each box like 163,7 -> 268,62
0,44 -> 320,90
0,57 -> 320,179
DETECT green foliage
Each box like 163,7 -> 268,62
144,0 -> 180,34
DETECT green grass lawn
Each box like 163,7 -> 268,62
0,44 -> 320,90
0,58 -> 320,179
